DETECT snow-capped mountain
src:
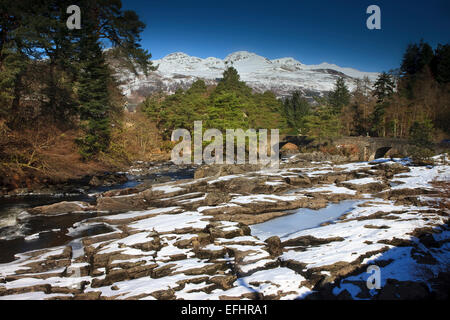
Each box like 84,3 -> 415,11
116,51 -> 379,102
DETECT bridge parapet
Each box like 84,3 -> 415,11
333,137 -> 412,161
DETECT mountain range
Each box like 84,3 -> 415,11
114,51 -> 379,103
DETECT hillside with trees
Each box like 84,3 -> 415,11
0,0 -> 155,190
141,40 -> 449,155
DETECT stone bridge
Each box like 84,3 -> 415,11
280,136 -> 413,161
332,137 -> 412,161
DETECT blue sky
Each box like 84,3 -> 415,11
122,0 -> 450,72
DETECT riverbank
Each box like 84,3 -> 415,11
0,154 -> 448,300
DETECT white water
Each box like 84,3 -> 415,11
250,200 -> 361,241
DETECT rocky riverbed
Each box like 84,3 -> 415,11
0,154 -> 448,300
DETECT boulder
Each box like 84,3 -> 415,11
280,143 -> 300,156
28,201 -> 92,215
96,194 -> 147,212
265,236 -> 283,256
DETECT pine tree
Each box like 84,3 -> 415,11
282,91 -> 310,134
303,105 -> 341,141
76,24 -> 111,159
328,77 -> 350,114
206,92 -> 248,132
215,67 -> 252,97
370,73 -> 395,137
432,44 -> 450,84
373,72 -> 395,103
187,79 -> 207,95
401,41 -> 434,76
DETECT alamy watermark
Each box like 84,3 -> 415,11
366,5 -> 381,30
171,121 -> 279,169
66,5 -> 81,30
366,265 -> 381,290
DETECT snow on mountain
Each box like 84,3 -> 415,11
115,51 -> 379,101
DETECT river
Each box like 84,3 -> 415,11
0,163 -> 195,263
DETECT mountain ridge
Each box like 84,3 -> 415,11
115,51 -> 379,102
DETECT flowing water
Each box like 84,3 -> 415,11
0,164 -> 195,263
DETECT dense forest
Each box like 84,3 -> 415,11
0,0 -> 155,189
0,0 -> 449,191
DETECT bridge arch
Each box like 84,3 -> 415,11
374,146 -> 392,159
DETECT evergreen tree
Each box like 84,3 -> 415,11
76,20 -> 111,159
282,91 -> 310,134
187,79 -> 208,95
206,92 -> 248,131
328,77 -> 350,114
373,72 -> 395,103
431,44 -> 450,83
214,67 -> 252,97
370,104 -> 387,137
370,73 -> 395,137
250,91 -> 287,131
303,106 -> 341,141
401,41 -> 434,76
409,118 -> 434,147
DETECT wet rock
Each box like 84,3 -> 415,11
89,173 -> 128,187
142,185 -> 186,200
28,201 -> 93,215
89,176 -> 102,187
102,187 -> 141,198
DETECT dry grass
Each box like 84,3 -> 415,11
0,111 -> 168,190
108,111 -> 168,163
0,120 -> 112,189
